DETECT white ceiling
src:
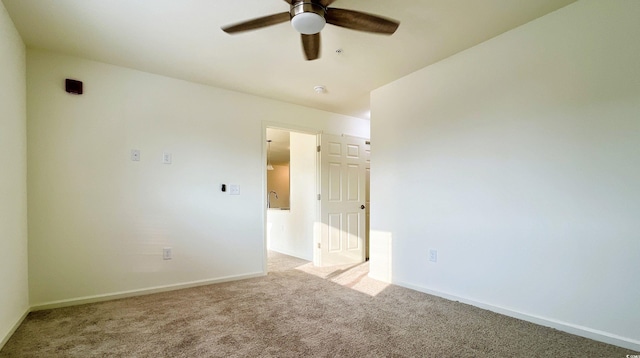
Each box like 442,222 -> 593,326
3,0 -> 576,119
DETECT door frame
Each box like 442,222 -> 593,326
261,122 -> 371,271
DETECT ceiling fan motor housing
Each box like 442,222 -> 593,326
290,2 -> 326,34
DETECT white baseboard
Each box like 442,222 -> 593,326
31,272 -> 265,311
0,308 -> 30,351
396,280 -> 640,352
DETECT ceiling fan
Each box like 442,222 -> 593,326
221,0 -> 400,61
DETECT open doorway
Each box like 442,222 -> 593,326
265,127 -> 317,262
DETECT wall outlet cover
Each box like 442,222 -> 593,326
131,149 -> 141,161
229,184 -> 240,195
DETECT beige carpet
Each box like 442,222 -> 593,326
1,251 -> 636,357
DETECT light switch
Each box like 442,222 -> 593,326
429,249 -> 438,263
162,152 -> 172,164
229,184 -> 240,195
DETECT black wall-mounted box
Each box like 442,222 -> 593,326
65,79 -> 83,95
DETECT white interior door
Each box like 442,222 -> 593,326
316,133 -> 367,266
365,141 -> 371,260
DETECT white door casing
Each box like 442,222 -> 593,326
317,134 -> 367,266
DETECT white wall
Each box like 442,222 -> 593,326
267,132 -> 317,260
27,49 -> 369,307
370,0 -> 640,350
0,1 -> 29,348
267,164 -> 290,208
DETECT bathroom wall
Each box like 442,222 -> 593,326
267,164 -> 290,209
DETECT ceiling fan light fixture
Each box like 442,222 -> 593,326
267,139 -> 275,171
291,13 -> 326,34
290,2 -> 326,35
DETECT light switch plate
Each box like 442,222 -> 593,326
229,184 -> 240,195
429,249 -> 438,263
162,152 -> 172,164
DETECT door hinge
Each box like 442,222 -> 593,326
317,243 -> 321,249
317,145 -> 321,152
317,194 -> 321,200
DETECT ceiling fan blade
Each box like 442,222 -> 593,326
282,0 -> 294,4
301,33 -> 321,61
222,12 -> 290,34
325,8 -> 399,34
317,0 -> 338,7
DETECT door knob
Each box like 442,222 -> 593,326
360,205 -> 366,209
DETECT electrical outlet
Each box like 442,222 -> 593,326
229,184 -> 240,195
131,149 -> 140,161
163,247 -> 172,260
429,249 -> 438,263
